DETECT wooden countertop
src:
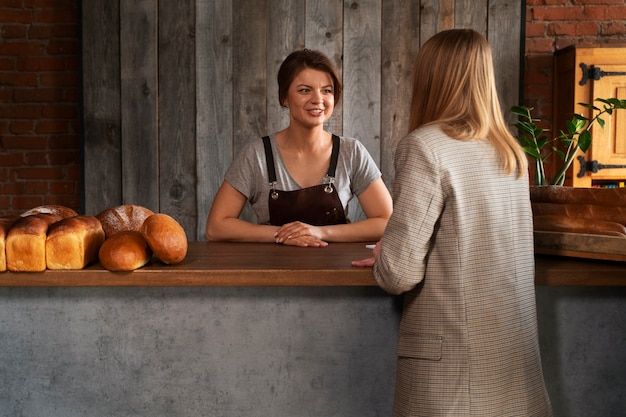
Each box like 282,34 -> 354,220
1,242 -> 625,287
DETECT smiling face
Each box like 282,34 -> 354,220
283,68 -> 335,129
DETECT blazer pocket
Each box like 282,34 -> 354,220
397,333 -> 443,361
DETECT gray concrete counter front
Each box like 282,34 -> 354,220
1,242 -> 625,417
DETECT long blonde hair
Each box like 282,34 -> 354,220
408,29 -> 527,177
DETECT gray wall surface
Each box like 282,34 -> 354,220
0,287 -> 400,417
1,286 -> 625,417
536,286 -> 626,417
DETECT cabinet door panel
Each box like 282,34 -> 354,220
590,66 -> 626,179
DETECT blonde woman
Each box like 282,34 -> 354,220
353,29 -> 552,416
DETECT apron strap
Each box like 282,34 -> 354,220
262,134 -> 341,184
327,134 -> 340,178
262,136 -> 277,184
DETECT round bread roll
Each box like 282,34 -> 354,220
21,204 -> 78,219
98,230 -> 152,271
96,205 -> 154,239
141,213 -> 188,264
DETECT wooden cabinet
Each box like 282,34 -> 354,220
553,46 -> 626,187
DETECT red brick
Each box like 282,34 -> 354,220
572,0 -> 624,4
0,57 -> 16,70
602,22 -> 626,35
16,166 -> 65,180
18,56 -> 67,71
39,72 -> 79,87
50,180 -> 75,194
66,164 -> 81,180
12,196 -> 46,210
0,152 -> 25,166
0,104 -> 43,119
1,25 -> 28,39
0,41 -> 45,56
13,88 -> 65,103
33,8 -> 77,24
532,7 -> 583,21
49,134 -> 79,149
47,39 -> 78,55
586,6 -> 626,20
42,104 -> 78,118
525,38 -> 555,54
9,120 -> 35,134
47,149 -> 77,164
548,22 -> 600,36
0,0 -> 26,8
25,151 -> 50,165
25,180 -> 49,194
1,136 -> 47,149
64,87 -> 79,101
36,120 -> 69,133
0,10 -> 33,24
0,72 -> 38,87
525,22 -> 547,37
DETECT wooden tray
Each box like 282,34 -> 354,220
534,231 -> 626,262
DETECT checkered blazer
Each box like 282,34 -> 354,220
374,125 -> 552,416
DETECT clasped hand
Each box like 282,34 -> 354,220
274,221 -> 328,247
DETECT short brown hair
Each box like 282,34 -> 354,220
277,49 -> 342,107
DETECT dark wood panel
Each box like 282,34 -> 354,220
306,0 -> 344,137
158,0 -> 197,233
195,0 -> 233,239
120,0 -> 159,210
81,0 -> 122,215
488,0 -> 523,126
381,0 -> 421,187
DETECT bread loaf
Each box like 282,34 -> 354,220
534,214 -> 626,237
0,216 -> 19,272
98,230 -> 152,271
141,213 -> 188,264
96,205 -> 154,239
21,204 -> 78,219
46,215 -> 106,270
6,214 -> 62,272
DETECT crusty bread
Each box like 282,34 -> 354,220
0,216 -> 19,272
98,230 -> 152,271
46,215 -> 106,269
534,214 -> 626,237
21,204 -> 78,219
6,214 -> 62,272
141,213 -> 188,264
96,205 -> 155,239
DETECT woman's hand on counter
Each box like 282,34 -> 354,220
274,221 -> 329,247
351,240 -> 380,267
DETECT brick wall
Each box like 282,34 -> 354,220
524,0 -> 626,124
1,1 -> 625,216
0,0 -> 80,216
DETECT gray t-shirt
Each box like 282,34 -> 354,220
224,134 -> 382,224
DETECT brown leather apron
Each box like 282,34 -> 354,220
263,135 -> 348,226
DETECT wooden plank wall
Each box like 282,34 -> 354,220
82,0 -> 523,241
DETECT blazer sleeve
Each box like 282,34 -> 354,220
373,132 -> 445,295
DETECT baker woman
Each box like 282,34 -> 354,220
205,49 -> 392,247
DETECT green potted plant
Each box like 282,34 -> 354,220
511,98 -> 626,186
